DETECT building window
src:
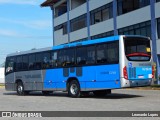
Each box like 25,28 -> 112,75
55,14 -> 86,34
55,24 -> 63,31
117,0 -> 150,15
55,2 -> 67,17
54,22 -> 67,35
91,31 -> 114,40
70,38 -> 87,43
71,0 -> 86,10
102,8 -> 110,21
54,2 -> 113,34
118,21 -> 151,38
63,23 -> 67,34
94,10 -> 102,24
71,14 -> 86,32
158,18 -> 160,39
91,2 -> 113,25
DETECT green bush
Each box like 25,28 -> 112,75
151,84 -> 160,88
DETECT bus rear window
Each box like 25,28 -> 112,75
124,37 -> 151,61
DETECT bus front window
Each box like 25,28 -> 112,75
124,37 -> 151,61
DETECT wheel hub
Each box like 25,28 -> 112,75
70,84 -> 78,95
18,85 -> 23,93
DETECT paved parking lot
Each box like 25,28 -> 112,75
0,87 -> 160,112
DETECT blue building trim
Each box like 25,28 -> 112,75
113,0 -> 118,36
50,6 -> 55,46
86,0 -> 91,40
150,0 -> 159,82
67,0 -> 70,43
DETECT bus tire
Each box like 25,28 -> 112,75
93,90 -> 107,97
68,80 -> 81,98
16,81 -> 26,96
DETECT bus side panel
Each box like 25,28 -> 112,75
43,68 -> 86,91
14,70 -> 43,91
43,69 -> 57,90
81,64 -> 121,90
43,64 -> 121,91
5,73 -> 16,91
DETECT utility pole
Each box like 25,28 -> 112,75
50,6 -> 55,46
113,0 -> 118,36
86,0 -> 91,40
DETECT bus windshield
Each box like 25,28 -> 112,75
124,37 -> 151,61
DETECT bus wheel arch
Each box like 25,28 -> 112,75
66,77 -> 81,98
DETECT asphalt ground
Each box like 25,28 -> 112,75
0,87 -> 160,120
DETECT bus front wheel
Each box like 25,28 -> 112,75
68,80 -> 81,98
16,82 -> 27,96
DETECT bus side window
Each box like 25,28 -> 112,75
42,52 -> 50,69
22,55 -> 28,70
51,51 -> 58,67
35,53 -> 42,69
76,47 -> 87,65
57,49 -> 75,67
96,44 -> 107,64
5,57 -> 15,74
107,42 -> 119,64
65,48 -> 75,66
16,56 -> 23,71
57,50 -> 64,67
29,54 -> 36,70
86,46 -> 96,64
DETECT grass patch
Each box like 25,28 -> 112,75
151,84 -> 160,88
0,83 -> 4,86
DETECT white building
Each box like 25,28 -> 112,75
0,64 -> 4,83
41,0 -> 160,79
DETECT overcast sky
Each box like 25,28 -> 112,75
0,0 -> 53,64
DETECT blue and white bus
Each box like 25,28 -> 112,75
5,35 -> 153,97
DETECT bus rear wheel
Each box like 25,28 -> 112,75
16,82 -> 27,96
68,80 -> 81,98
